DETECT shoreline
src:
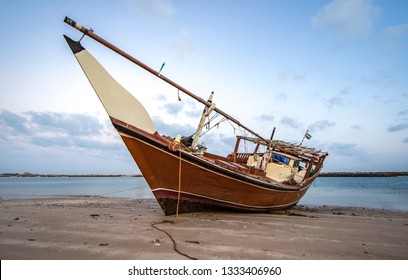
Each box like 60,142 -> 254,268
2,171 -> 408,178
0,173 -> 143,178
1,196 -> 407,260
319,171 -> 408,177
2,195 -> 407,213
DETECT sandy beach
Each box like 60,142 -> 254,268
0,197 -> 407,260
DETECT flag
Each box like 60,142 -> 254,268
158,61 -> 165,76
305,131 -> 312,140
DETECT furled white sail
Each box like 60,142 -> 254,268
65,36 -> 156,134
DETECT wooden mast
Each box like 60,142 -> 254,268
64,17 -> 268,143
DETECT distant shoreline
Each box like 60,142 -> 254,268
0,172 -> 143,178
1,171 -> 407,178
319,172 -> 408,177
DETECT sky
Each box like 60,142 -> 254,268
0,0 -> 408,174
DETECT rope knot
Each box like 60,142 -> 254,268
167,141 -> 180,152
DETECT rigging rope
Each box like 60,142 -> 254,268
200,117 -> 227,137
227,119 -> 237,134
175,149 -> 182,220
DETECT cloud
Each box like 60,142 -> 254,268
308,120 -> 335,132
360,68 -> 396,85
388,123 -> 408,132
160,99 -> 201,119
387,112 -> 408,143
28,111 -> 103,136
351,124 -> 362,130
384,23 -> 408,37
151,115 -> 237,155
175,26 -> 194,58
256,114 -> 274,122
185,108 -> 202,119
326,96 -> 344,109
325,87 -> 352,109
380,23 -> 408,52
278,71 -> 289,82
340,86 -> 351,95
201,133 -> 236,156
0,109 -> 124,152
277,71 -> 306,82
31,135 -> 72,148
274,92 -> 288,101
156,94 -> 167,101
30,134 -> 123,152
152,116 -> 195,137
0,109 -> 134,173
162,102 -> 184,115
280,116 -> 301,129
328,142 -> 367,158
311,0 -> 381,37
130,0 -> 176,20
0,109 -> 30,134
398,109 -> 408,116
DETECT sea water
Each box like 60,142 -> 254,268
301,176 -> 408,211
0,176 -> 153,200
0,176 -> 407,211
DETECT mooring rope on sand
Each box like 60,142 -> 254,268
151,220 -> 197,260
99,186 -> 144,196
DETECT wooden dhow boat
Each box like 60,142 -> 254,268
63,17 -> 328,216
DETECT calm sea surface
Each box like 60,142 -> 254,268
0,176 -> 407,211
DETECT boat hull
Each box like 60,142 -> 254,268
113,119 -> 314,216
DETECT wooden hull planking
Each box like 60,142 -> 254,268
113,118 -> 313,215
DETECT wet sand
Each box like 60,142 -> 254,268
0,197 -> 407,260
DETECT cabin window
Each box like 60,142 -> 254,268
298,161 -> 306,170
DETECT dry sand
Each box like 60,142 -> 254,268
0,197 -> 407,260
